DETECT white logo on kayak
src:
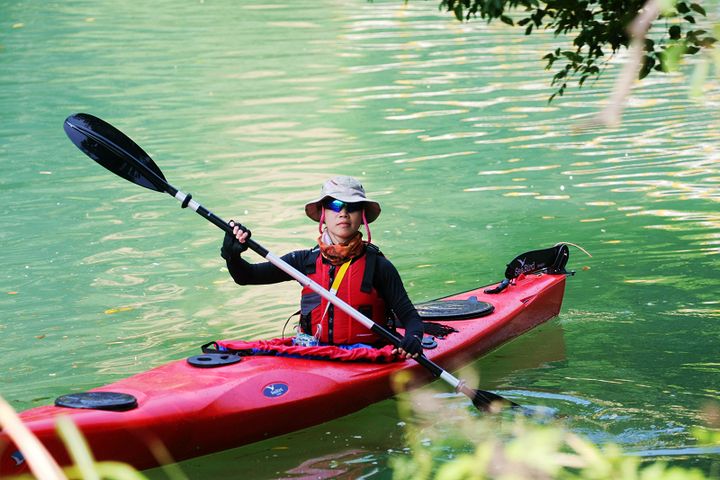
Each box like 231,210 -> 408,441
11,451 -> 25,466
263,383 -> 289,398
513,258 -> 545,277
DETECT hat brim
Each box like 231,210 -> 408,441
305,195 -> 381,223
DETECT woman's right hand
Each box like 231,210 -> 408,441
220,221 -> 251,260
231,221 -> 251,244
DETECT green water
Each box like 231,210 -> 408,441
2,0 -> 719,477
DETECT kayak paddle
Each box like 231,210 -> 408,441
63,113 -> 518,411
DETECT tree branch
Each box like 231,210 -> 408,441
593,0 -> 661,127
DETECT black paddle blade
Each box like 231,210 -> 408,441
457,383 -> 520,412
64,113 -> 168,192
473,390 -> 520,411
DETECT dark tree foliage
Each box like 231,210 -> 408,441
438,0 -> 716,99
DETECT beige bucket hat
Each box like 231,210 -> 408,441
305,176 -> 381,223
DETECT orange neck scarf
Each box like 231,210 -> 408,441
318,231 -> 365,266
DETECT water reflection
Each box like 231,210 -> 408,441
276,449 -> 373,480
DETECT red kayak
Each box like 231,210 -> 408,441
0,268 -> 567,474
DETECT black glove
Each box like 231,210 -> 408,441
398,331 -> 423,356
220,221 -> 251,260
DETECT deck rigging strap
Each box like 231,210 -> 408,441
422,321 -> 458,338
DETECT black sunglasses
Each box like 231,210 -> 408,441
323,198 -> 364,213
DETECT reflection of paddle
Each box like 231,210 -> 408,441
63,113 -> 518,411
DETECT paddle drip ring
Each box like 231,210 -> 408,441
181,193 -> 192,209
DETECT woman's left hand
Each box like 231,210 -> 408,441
393,333 -> 423,359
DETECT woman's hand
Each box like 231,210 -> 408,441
231,221 -> 251,244
393,333 -> 423,359
220,221 -> 251,260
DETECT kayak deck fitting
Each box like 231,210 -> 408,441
0,270 -> 567,474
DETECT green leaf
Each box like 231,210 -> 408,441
692,427 -> 720,445
454,4 -> 463,21
660,41 -> 686,71
639,55 -> 656,79
56,416 -> 101,480
689,3 -> 706,15
669,25 -> 682,39
500,15 -> 514,25
561,51 -> 583,62
94,462 -> 150,480
657,0 -> 676,15
435,455 -> 477,480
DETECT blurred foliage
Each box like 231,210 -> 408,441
0,394 -> 151,480
434,0 -> 717,100
56,416 -> 151,480
390,373 -> 720,480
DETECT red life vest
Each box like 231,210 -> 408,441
300,245 -> 388,345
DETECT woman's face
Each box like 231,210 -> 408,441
323,199 -> 364,244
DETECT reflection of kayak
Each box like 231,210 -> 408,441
478,320 -> 567,386
0,271 -> 566,474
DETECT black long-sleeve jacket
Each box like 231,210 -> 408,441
225,247 -> 424,340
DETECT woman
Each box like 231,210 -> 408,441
221,175 -> 424,359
